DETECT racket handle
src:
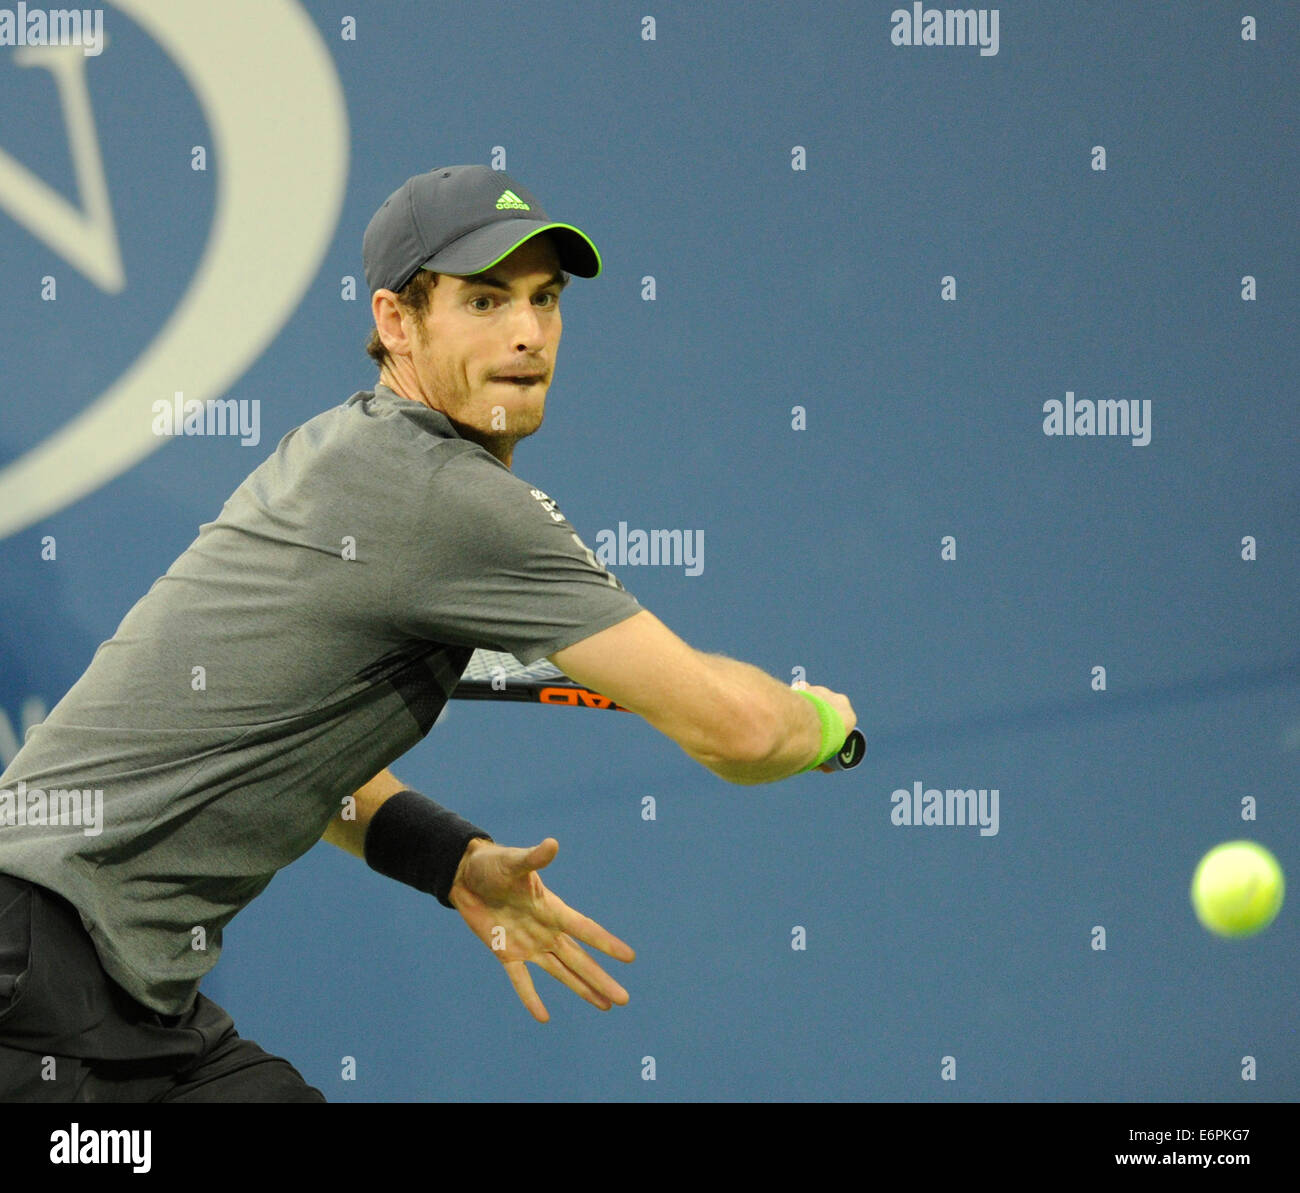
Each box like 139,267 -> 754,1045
825,729 -> 866,771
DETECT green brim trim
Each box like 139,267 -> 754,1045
478,223 -> 602,278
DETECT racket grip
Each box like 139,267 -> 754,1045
825,729 -> 866,771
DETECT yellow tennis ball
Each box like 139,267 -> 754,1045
1191,841 -> 1285,938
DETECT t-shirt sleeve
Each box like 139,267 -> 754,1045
389,449 -> 643,663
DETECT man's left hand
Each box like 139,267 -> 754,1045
448,837 -> 635,1022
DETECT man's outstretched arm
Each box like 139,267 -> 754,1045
551,609 -> 858,784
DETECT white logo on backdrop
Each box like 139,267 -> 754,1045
0,0 -> 349,540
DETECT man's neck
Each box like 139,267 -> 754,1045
376,372 -> 515,469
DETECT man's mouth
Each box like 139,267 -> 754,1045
492,375 -> 545,386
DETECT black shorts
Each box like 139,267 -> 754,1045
0,873 -> 325,1103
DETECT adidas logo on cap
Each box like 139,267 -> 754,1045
495,189 -> 531,210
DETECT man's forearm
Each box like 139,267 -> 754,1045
688,655 -> 828,785
320,768 -> 408,857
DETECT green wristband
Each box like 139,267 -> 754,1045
794,688 -> 848,772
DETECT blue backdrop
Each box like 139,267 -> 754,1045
1,0 -> 1296,1102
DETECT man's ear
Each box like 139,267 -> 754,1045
371,289 -> 410,357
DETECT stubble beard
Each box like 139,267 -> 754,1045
443,386 -> 546,466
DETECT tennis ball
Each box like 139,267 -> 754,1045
1190,841 -> 1285,938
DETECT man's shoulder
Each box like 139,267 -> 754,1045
274,387 -> 532,527
279,385 -> 474,468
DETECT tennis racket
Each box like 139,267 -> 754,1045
452,649 -> 866,771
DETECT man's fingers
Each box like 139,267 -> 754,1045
569,915 -> 636,964
546,892 -> 636,962
503,939 -> 632,1017
504,961 -> 549,1023
534,950 -> 616,1012
553,934 -> 630,1005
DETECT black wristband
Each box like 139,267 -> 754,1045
363,789 -> 492,907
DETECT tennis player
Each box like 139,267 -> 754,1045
0,165 -> 856,1102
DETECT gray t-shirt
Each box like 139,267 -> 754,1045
0,384 -> 642,1014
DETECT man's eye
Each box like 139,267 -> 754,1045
469,295 -> 495,311
534,292 -> 559,308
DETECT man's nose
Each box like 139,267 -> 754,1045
509,301 -> 546,352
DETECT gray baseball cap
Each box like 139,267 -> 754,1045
363,165 -> 601,294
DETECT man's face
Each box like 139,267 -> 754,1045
394,235 -> 567,464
